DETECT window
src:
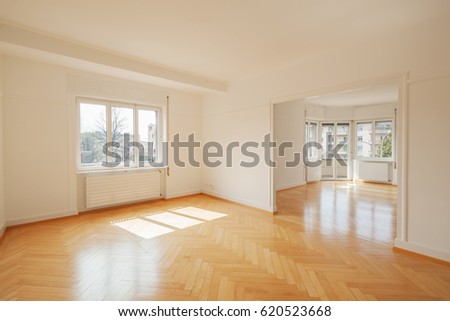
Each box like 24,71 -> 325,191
374,121 -> 393,158
356,122 -> 372,158
321,123 -> 335,160
309,123 -> 318,147
356,120 -> 393,160
79,102 -> 107,165
336,123 -> 349,160
78,99 -> 162,170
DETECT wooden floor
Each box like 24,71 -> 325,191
0,181 -> 449,300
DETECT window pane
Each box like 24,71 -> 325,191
375,121 -> 392,158
305,123 -> 308,142
80,103 -> 107,166
138,109 -> 158,163
336,123 -> 349,160
309,123 -> 318,158
309,123 -> 317,143
321,123 -> 334,160
112,106 -> 134,165
356,122 -> 372,158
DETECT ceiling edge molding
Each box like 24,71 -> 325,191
0,23 -> 227,92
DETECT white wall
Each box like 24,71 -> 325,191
354,103 -> 396,120
165,93 -> 202,199
3,57 -> 71,225
0,55 -> 5,235
315,103 -> 396,122
201,104 -> 271,211
274,100 -> 305,190
202,14 -> 450,260
323,106 -> 354,121
306,104 -> 325,120
403,76 -> 450,257
2,56 -> 202,223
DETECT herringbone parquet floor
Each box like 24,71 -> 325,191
0,181 -> 449,300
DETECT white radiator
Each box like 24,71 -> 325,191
86,171 -> 161,209
357,161 -> 390,182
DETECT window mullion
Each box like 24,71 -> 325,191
372,120 -> 376,158
134,106 -> 139,167
158,109 -> 163,164
106,104 -> 112,164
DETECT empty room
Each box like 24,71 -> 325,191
0,0 -> 450,317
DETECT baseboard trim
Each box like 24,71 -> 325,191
6,210 -> 79,227
202,190 -> 274,214
0,222 -> 5,239
394,239 -> 450,263
354,179 -> 393,185
165,190 -> 202,200
276,182 -> 306,191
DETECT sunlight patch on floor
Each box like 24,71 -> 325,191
171,207 -> 227,221
114,218 -> 174,239
112,207 -> 227,239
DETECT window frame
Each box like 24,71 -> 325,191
76,97 -> 163,172
355,118 -> 394,162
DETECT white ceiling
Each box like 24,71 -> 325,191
305,83 -> 398,107
1,0 -> 450,87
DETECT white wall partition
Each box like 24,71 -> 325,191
0,56 -> 5,236
274,100 -> 305,190
399,75 -> 450,260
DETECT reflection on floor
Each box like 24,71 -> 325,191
276,181 -> 397,245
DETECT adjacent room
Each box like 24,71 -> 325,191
274,83 -> 400,247
0,1 -> 450,301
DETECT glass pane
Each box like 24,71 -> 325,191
309,123 -> 317,143
112,106 -> 134,165
305,123 -> 308,142
321,124 -> 334,160
375,121 -> 393,158
309,122 -> 318,158
356,122 -> 372,158
321,123 -> 334,179
336,123 -> 349,179
79,103 -> 107,166
138,109 -> 158,163
336,123 -> 349,160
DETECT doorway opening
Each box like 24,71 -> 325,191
319,122 -> 350,180
271,76 -> 407,245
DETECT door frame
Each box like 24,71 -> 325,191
269,72 -> 408,245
